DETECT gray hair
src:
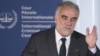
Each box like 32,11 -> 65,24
55,1 -> 80,14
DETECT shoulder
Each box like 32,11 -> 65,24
72,31 -> 85,39
30,27 -> 55,39
72,31 -> 88,46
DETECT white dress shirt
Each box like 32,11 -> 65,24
55,29 -> 71,56
55,29 -> 96,56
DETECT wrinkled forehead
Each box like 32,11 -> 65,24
56,1 -> 80,13
55,6 -> 79,17
57,6 -> 79,14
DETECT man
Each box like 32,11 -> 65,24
21,1 -> 100,56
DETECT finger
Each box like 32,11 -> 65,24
92,25 -> 97,34
86,27 -> 89,36
92,25 -> 98,40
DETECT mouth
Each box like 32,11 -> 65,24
65,26 -> 72,29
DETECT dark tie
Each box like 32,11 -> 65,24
59,38 -> 66,56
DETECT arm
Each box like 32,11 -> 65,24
88,47 -> 100,56
21,34 -> 37,56
85,25 -> 100,56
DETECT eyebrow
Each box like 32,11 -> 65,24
72,17 -> 78,20
61,15 -> 68,18
61,14 -> 78,18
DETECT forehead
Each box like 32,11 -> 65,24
60,6 -> 78,13
57,7 -> 79,16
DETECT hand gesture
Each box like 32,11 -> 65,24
86,25 -> 98,48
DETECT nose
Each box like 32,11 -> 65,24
65,19 -> 72,26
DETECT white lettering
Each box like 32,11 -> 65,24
21,6 -> 32,10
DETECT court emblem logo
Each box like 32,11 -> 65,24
0,10 -> 17,29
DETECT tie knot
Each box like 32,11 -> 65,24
61,38 -> 66,43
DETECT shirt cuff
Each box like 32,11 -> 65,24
89,47 -> 97,54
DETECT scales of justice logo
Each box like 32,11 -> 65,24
0,10 -> 17,29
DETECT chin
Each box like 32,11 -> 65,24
65,31 -> 72,36
62,33 -> 70,37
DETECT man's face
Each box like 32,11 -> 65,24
55,7 -> 79,37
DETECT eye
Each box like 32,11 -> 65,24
61,15 -> 68,20
71,17 -> 77,21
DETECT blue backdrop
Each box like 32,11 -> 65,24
0,0 -> 62,56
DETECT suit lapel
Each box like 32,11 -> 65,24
47,28 -> 58,56
46,29 -> 81,56
68,31 -> 80,56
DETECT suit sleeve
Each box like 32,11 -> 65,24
95,47 -> 100,56
21,34 -> 37,56
88,46 -> 100,56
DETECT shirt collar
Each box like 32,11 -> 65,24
55,29 -> 71,42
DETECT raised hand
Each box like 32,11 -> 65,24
85,25 -> 98,48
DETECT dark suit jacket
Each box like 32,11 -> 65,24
21,27 -> 100,56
